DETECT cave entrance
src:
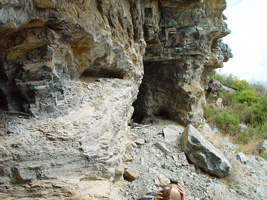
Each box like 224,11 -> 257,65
132,59 -> 189,125
0,89 -> 8,111
131,60 -> 174,124
0,63 -> 8,111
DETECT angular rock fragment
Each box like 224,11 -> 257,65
163,125 -> 183,145
253,140 -> 267,154
154,142 -> 170,154
182,125 -> 232,177
136,138 -> 145,145
236,152 -> 248,164
124,167 -> 140,181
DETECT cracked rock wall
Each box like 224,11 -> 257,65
0,0 -> 232,199
0,0 -> 145,199
0,0 -> 145,115
133,0 -> 232,125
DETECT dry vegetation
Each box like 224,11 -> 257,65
204,73 -> 267,160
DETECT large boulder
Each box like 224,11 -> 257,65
181,125 -> 232,177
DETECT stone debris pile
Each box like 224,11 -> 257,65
121,119 -> 267,200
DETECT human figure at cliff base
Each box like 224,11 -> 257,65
154,180 -> 186,200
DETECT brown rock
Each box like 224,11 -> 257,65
124,167 -> 140,181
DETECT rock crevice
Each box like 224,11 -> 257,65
133,0 -> 232,125
0,0 -> 237,199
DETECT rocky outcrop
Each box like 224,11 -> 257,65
133,0 -> 232,125
253,140 -> 267,154
0,0 -> 145,116
0,0 -> 232,122
0,0 -> 145,199
0,0 -> 234,199
206,79 -> 235,107
182,125 -> 232,177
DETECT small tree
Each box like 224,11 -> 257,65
231,80 -> 250,91
250,83 -> 267,96
235,89 -> 259,105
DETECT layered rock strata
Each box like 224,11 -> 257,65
0,0 -> 145,116
133,0 -> 232,125
0,0 -> 145,198
0,0 -> 232,199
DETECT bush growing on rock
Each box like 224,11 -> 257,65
209,73 -> 238,88
234,89 -> 259,105
205,73 -> 267,159
214,111 -> 240,135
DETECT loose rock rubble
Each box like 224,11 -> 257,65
0,1 -> 265,199
121,118 -> 267,200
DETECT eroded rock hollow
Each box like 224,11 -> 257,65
133,0 -> 232,125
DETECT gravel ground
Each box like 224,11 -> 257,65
121,118 -> 267,200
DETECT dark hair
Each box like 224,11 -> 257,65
170,179 -> 178,184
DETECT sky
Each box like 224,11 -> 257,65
219,0 -> 267,83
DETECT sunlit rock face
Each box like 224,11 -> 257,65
0,0 -> 145,199
133,0 -> 232,125
0,0 -> 231,123
0,0 -> 145,116
0,0 -> 232,199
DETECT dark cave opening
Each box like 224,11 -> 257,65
0,63 -> 8,111
131,60 -> 174,124
79,68 -> 125,82
131,112 -> 145,124
131,59 -> 190,125
153,107 -> 171,119
0,89 -> 8,111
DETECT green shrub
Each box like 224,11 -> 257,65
219,90 -> 235,106
205,73 -> 267,160
231,102 -> 253,124
259,121 -> 267,139
231,80 -> 250,91
250,83 -> 267,96
234,89 -> 259,105
238,127 -> 255,143
258,95 -> 267,110
239,122 -> 267,143
203,105 -> 215,120
251,103 -> 267,126
214,111 -> 240,135
210,73 -> 238,88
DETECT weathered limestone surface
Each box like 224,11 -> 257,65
182,125 -> 232,177
0,0 -> 145,199
0,0 -> 234,199
0,0 -> 145,116
133,0 -> 232,125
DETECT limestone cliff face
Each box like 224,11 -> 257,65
133,0 -> 232,125
0,0 -> 232,199
0,0 -> 145,199
0,0 -> 145,115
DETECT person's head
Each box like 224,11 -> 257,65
162,182 -> 182,200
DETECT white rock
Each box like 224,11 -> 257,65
236,152 -> 248,164
162,125 -> 184,145
154,142 -> 170,154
